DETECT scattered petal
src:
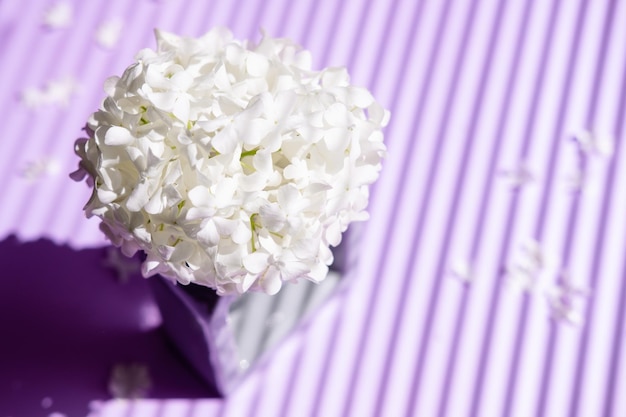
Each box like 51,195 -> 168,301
22,77 -> 80,108
571,129 -> 614,158
498,163 -> 535,190
449,259 -> 472,283
20,157 -> 61,181
96,17 -> 123,49
546,270 -> 590,326
43,2 -> 73,29
41,397 -> 53,409
102,247 -> 140,283
108,363 -> 151,399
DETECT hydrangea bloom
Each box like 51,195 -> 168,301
72,28 -> 388,295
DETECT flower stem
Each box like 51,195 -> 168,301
250,213 -> 259,252
240,148 -> 258,159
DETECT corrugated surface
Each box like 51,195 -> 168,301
1,0 -> 625,416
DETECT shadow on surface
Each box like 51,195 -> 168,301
0,236 -> 218,417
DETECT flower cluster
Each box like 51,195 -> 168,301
72,28 -> 388,295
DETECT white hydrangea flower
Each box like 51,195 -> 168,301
72,28 -> 388,295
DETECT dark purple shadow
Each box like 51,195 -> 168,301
0,236 -> 217,417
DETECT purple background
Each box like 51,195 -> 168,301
1,0 -> 626,416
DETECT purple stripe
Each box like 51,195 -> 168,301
0,0 -> 50,120
246,0 -> 274,40
357,0 -> 448,414
17,0 -> 136,236
595,109 -> 626,416
314,3 -> 446,415
274,0 -> 295,39
317,0 -> 348,68
604,142 -> 626,416
571,9 -> 626,417
298,0 -> 321,47
467,0 -> 560,414
436,0 -> 508,414
302,0 -> 447,414
500,0 -> 581,413
1,0 -> 113,239
399,0 -> 483,412
441,0 -> 531,410
225,0 -> 249,37
497,0 -> 586,414
536,1 -> 616,415
0,0 -> 94,205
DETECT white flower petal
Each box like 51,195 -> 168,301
169,240 -> 195,263
259,203 -> 285,232
172,97 -> 190,123
246,52 -> 269,77
321,68 -> 349,88
97,187 -> 118,204
126,180 -> 151,212
211,124 -> 238,154
324,103 -> 351,127
243,252 -> 269,274
322,127 -> 350,152
261,267 -> 282,295
104,126 -> 135,146
231,220 -> 252,244
197,220 -> 220,246
308,262 -> 328,283
188,186 -> 211,207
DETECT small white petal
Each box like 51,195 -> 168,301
211,125 -> 238,154
324,221 -> 342,246
246,52 -> 269,77
197,220 -> 220,245
44,2 -> 73,29
104,126 -> 135,146
323,127 -> 350,152
188,186 -> 212,207
96,18 -> 124,49
186,207 -> 214,221
321,68 -> 349,87
172,97 -> 190,123
261,267 -> 282,295
240,273 -> 257,292
243,252 -> 269,274
259,203 -> 285,232
97,187 -> 118,204
308,262 -> 329,282
126,180 -> 151,211
144,187 -> 164,214
324,103 -> 351,127
347,87 -> 374,108
232,220 -> 252,244
169,240 -> 195,262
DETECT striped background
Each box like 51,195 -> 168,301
1,0 -> 626,416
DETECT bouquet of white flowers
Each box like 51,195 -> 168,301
72,28 -> 388,296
